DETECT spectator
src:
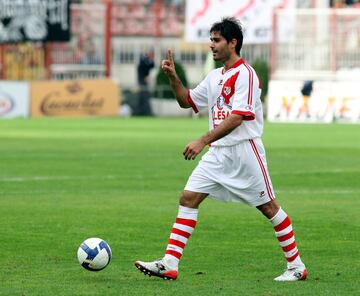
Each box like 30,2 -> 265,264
297,80 -> 313,119
137,50 -> 155,116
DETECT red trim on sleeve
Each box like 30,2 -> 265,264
232,110 -> 255,120
187,90 -> 199,113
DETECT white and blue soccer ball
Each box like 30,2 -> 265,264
77,237 -> 112,271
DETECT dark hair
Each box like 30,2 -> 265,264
210,17 -> 243,55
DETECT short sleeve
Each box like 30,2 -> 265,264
188,74 -> 211,113
231,65 -> 260,120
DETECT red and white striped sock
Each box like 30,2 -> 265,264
271,208 -> 304,268
163,205 -> 198,269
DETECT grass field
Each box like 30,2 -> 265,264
0,117 -> 359,296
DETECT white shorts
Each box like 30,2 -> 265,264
184,138 -> 276,207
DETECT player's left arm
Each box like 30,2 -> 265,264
183,113 -> 243,160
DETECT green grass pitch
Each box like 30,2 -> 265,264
0,117 -> 359,295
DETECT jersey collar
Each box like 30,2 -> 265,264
222,58 -> 245,74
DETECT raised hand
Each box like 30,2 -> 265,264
161,49 -> 176,78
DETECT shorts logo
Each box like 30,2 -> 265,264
259,191 -> 265,198
245,105 -> 253,111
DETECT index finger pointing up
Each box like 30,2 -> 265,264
167,49 -> 173,63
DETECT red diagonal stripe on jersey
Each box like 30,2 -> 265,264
167,239 -> 185,249
221,71 -> 240,104
165,249 -> 182,259
274,216 -> 291,232
175,218 -> 197,228
282,241 -> 297,252
172,227 -> 191,238
277,230 -> 294,242
286,250 -> 299,262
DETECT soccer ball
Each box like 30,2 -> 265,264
77,237 -> 112,271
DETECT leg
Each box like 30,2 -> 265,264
256,199 -> 280,219
257,200 -> 307,281
180,190 -> 208,208
163,191 -> 207,267
138,88 -> 153,116
137,89 -> 147,116
135,190 -> 208,280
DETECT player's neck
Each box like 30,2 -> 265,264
223,55 -> 241,72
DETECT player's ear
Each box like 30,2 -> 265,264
230,38 -> 237,50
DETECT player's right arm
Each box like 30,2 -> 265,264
161,49 -> 191,109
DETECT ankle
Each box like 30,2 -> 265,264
287,256 -> 305,269
163,255 -> 179,270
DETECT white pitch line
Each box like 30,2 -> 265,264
276,189 -> 359,195
271,168 -> 360,175
0,175 -> 119,182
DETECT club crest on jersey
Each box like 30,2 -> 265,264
223,86 -> 231,96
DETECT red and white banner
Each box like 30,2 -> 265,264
185,0 -> 295,44
267,80 -> 360,123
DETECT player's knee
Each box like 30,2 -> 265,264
257,200 -> 280,219
179,191 -> 206,208
179,191 -> 195,207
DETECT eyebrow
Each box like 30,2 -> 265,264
210,37 -> 221,42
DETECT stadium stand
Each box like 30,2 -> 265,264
1,1 -> 359,87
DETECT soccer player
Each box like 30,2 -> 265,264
135,17 -> 307,282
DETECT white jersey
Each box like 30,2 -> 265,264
188,58 -> 263,146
